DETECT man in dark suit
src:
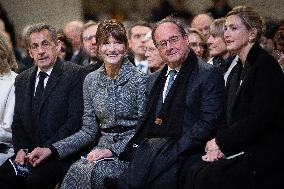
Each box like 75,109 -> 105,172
108,17 -> 225,189
0,23 -> 85,189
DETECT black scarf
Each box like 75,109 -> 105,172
145,50 -> 198,138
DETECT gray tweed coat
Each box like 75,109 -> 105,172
54,60 -> 148,189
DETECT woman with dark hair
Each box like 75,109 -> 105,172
0,32 -> 17,165
52,19 -> 148,189
183,6 -> 284,189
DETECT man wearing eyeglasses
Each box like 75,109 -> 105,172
109,17 -> 225,189
81,21 -> 102,72
0,23 -> 85,189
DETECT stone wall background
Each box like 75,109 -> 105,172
1,0 -> 283,35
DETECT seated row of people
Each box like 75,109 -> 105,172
0,5 -> 283,189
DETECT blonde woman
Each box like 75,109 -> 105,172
187,28 -> 209,61
183,6 -> 284,189
0,32 -> 17,165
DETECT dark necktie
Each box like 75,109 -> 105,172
165,70 -> 177,97
34,71 -> 48,100
32,71 -> 48,126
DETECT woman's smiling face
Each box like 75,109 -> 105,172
98,35 -> 126,65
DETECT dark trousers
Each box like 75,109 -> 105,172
0,155 -> 71,189
182,155 -> 252,189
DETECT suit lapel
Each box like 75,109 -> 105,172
24,66 -> 37,122
38,60 -> 63,112
133,68 -> 166,134
230,44 -> 260,113
145,68 -> 167,119
234,66 -> 250,98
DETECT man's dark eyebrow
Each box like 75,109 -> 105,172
30,42 -> 38,47
227,23 -> 236,27
41,39 -> 50,43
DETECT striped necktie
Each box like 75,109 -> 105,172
165,70 -> 177,97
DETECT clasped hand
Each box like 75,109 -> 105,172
15,148 -> 52,167
202,138 -> 225,162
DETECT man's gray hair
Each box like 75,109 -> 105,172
25,23 -> 57,47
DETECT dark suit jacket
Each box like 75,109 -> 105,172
12,59 -> 85,152
216,44 -> 284,185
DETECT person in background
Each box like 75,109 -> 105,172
273,26 -> 284,72
143,31 -> 164,74
0,4 -> 16,47
17,25 -> 35,73
57,30 -> 73,62
191,13 -> 214,41
128,21 -> 152,74
33,19 -> 148,189
64,20 -> 85,65
261,18 -> 279,55
0,29 -> 24,73
183,6 -> 284,189
0,3 -> 21,63
207,18 -> 238,84
0,23 -> 85,189
0,32 -> 18,165
206,0 -> 232,19
80,21 -> 103,72
187,28 -> 209,61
